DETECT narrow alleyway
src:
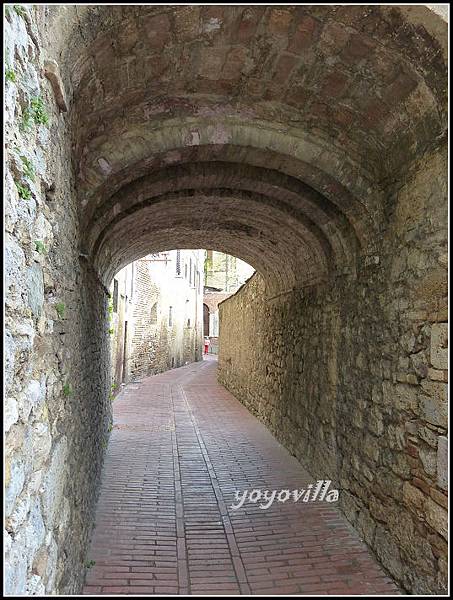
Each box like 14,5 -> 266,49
83,358 -> 399,595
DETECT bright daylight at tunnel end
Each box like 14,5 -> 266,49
4,3 -> 449,597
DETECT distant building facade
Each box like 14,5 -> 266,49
203,251 -> 254,354
204,250 -> 255,292
110,250 -> 204,389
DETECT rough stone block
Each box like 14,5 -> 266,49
436,436 -> 448,490
374,525 -> 404,579
27,263 -> 44,318
5,457 -> 25,518
383,381 -> 418,413
419,447 -> 437,477
368,406 -> 384,435
5,397 -> 19,432
420,381 -> 447,428
430,488 -> 448,509
268,8 -> 293,36
430,323 -> 447,369
428,367 -> 447,382
425,497 -> 447,539
288,15 -> 320,52
43,60 -> 68,112
20,379 -> 44,421
403,481 -> 425,511
41,438 -> 68,527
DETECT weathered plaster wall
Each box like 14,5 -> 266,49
219,148 -> 448,595
109,251 -> 204,386
205,251 -> 255,292
5,6 -> 111,594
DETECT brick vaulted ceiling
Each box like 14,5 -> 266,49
48,5 -> 447,294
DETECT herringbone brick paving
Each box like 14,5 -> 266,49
83,357 -> 399,595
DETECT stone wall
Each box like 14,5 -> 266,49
5,6 -> 111,594
219,274 -> 340,480
127,260 -> 164,379
4,4 -> 447,596
218,147 -> 448,595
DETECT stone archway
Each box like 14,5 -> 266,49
5,5 -> 447,595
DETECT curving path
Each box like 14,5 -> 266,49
83,357 -> 399,595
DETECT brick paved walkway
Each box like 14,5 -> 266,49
83,357 -> 399,595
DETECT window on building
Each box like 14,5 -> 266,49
187,318 -> 191,327
113,279 -> 119,313
189,258 -> 192,285
176,250 -> 181,276
185,263 -> 188,279
150,301 -> 158,324
168,306 -> 173,327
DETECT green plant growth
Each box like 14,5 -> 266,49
107,296 -> 114,335
204,255 -> 213,281
55,302 -> 65,319
109,382 -> 118,402
21,96 -> 49,130
20,155 -> 35,180
5,67 -> 16,83
15,180 -> 31,200
13,5 -> 27,18
30,96 -> 49,125
20,108 -> 33,131
85,560 -> 96,569
62,383 -> 72,397
35,240 -> 47,254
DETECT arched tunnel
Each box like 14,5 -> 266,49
4,4 -> 448,596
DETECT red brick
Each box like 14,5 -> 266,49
83,359 -> 400,595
